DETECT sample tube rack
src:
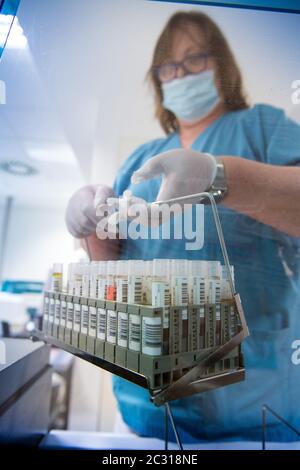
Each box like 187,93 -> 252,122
33,192 -> 249,406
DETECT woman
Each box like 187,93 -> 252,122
66,11 -> 300,442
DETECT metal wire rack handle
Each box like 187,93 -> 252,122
152,191 -> 235,295
150,191 -> 249,406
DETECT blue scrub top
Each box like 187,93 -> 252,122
112,104 -> 300,443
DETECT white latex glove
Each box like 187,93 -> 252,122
106,190 -> 148,221
65,184 -> 115,238
101,190 -> 156,232
131,149 -> 217,202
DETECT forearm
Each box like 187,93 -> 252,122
219,156 -> 300,237
84,233 -> 121,261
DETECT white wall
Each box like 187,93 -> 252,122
1,201 -> 76,282
68,360 -> 118,433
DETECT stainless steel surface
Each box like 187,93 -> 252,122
0,338 -> 51,445
32,330 -> 149,390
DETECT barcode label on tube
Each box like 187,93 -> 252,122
191,277 -> 207,304
67,302 -> 74,329
199,306 -> 205,348
163,306 -> 170,329
142,317 -> 162,356
74,303 -> 81,332
200,280 -> 206,304
152,282 -> 170,307
52,275 -> 62,292
60,300 -> 67,327
116,279 -> 128,303
128,276 -> 143,304
43,297 -> 49,319
54,299 -> 61,325
88,306 -> 97,337
117,311 -> 128,347
181,281 -> 188,304
129,314 -> 141,351
81,305 -> 89,334
230,305 -> 237,337
172,277 -> 188,305
216,304 -> 221,345
215,282 -> 221,303
97,307 -> 106,340
49,298 -> 55,320
208,280 -> 221,304
98,279 -> 107,300
106,310 -> 117,343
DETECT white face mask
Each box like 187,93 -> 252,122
162,69 -> 220,122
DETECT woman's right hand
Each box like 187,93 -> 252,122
65,184 -> 115,238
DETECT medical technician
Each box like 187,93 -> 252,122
66,11 -> 300,442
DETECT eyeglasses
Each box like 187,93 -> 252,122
153,52 -> 211,83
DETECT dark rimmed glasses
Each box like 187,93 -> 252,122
153,52 -> 211,83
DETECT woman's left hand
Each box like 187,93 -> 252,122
131,148 -> 217,201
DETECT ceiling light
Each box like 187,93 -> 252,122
25,142 -> 77,165
0,160 -> 38,176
